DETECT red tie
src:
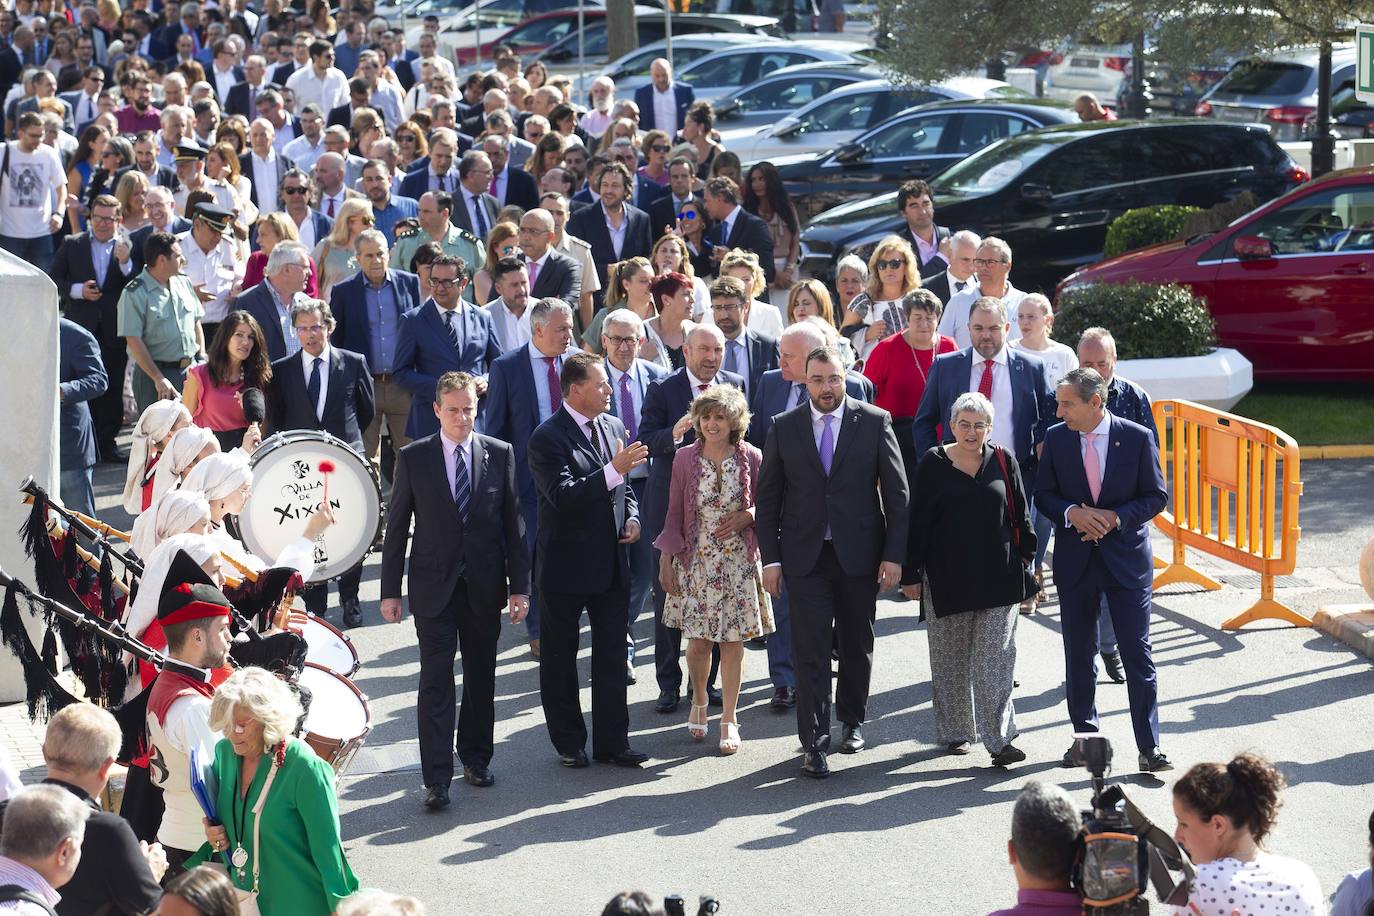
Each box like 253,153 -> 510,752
326,197 -> 335,218
544,357 -> 561,412
489,171 -> 499,197
978,359 -> 994,400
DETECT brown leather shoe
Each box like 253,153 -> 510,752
529,638 -> 541,659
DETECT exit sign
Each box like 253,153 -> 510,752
1360,24 -> 1374,102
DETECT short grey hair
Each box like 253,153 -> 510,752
0,784 -> 90,862
290,298 -> 335,331
337,890 -> 427,915
1010,781 -> 1082,882
969,295 -> 1008,322
979,236 -> 1012,263
835,253 -> 868,282
355,227 -> 387,253
950,391 -> 994,426
780,320 -> 827,353
482,132 -> 509,152
266,240 -> 308,275
324,125 -> 351,143
1057,367 -> 1107,405
208,666 -> 303,749
950,228 -> 982,251
1078,326 -> 1117,358
603,308 -> 644,336
530,297 -> 573,330
42,703 -> 121,774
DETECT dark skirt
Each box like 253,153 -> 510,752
213,428 -> 247,452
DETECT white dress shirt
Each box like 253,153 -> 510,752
563,402 -> 624,490
282,133 -> 326,173
764,400 -> 843,570
299,344 -> 331,420
177,230 -> 244,324
319,189 -> 348,219
211,66 -> 238,103
969,346 -> 1015,455
463,191 -> 489,236
486,296 -> 531,351
292,210 -> 319,251
603,203 -> 628,259
250,152 -> 281,213
285,65 -> 349,115
440,428 -> 474,499
652,84 -> 677,133
940,283 -> 1027,349
72,90 -> 99,126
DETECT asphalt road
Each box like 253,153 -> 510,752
83,455 -> 1374,914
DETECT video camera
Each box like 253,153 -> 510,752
1070,735 -> 1195,913
663,895 -> 719,916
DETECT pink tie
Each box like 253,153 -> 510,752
1082,432 -> 1102,503
527,258 -> 539,289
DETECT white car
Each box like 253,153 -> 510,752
1042,43 -> 1132,107
672,40 -> 871,106
599,34 -> 779,95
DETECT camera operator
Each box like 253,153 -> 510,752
988,781 -> 1083,915
602,891 -> 664,916
1169,753 -> 1324,915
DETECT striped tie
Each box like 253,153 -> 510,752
443,308 -> 460,350
453,443 -> 471,525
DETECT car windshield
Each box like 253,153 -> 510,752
1211,60 -> 1311,96
930,131 -> 1078,196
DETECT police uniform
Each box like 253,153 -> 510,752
554,231 -> 599,332
389,222 -> 482,301
177,202 -> 245,342
117,267 -> 204,413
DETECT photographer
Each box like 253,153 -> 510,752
1169,753 -> 1324,915
989,782 -> 1083,915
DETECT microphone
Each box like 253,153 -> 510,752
241,387 -> 266,425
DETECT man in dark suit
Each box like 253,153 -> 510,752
693,177 -> 775,284
566,163 -> 652,308
600,310 -> 670,684
526,351 -> 649,769
57,319 -> 108,518
381,371 -> 530,809
51,194 -> 137,463
399,129 -> 461,205
129,187 -> 192,270
895,179 -> 951,279
483,133 -> 538,212
447,147 -> 499,241
60,65 -> 107,129
483,298 -> 579,655
639,324 -> 742,713
393,254 -> 502,441
708,275 -> 777,399
633,58 -> 694,135
516,208 -> 580,310
225,54 -> 272,120
920,229 -> 980,306
914,296 -> 1056,491
606,139 -> 669,211
1035,368 -> 1171,773
646,157 -> 703,241
267,300 -> 376,628
238,119 -> 294,213
232,241 -> 311,361
756,345 -> 909,778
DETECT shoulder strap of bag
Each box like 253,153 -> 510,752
1108,786 -> 1197,907
992,446 -> 1022,549
0,885 -> 59,916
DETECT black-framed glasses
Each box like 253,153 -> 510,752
605,334 -> 640,347
973,258 -> 1008,268
431,277 -> 461,289
282,186 -> 308,195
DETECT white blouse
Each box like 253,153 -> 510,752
1169,854 -> 1325,916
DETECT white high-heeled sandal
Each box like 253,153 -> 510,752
719,720 -> 740,755
687,703 -> 708,740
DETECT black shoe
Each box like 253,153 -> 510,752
559,750 -> 589,768
770,686 -> 796,711
801,750 -> 829,778
625,661 -> 637,686
706,685 -> 723,708
839,724 -> 865,754
654,690 -> 680,714
1100,651 -> 1126,684
1061,743 -> 1086,768
991,744 -> 1027,768
423,784 -> 450,810
746,636 -> 767,650
341,597 -> 363,629
1139,749 -> 1174,773
593,748 -> 649,767
946,741 -> 972,756
462,765 -> 494,787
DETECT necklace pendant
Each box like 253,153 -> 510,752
231,844 -> 249,869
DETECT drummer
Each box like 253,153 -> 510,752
149,425 -> 219,511
122,401 -> 192,515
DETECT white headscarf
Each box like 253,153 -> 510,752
181,451 -> 253,503
122,401 -> 193,514
150,426 -> 219,509
129,490 -> 211,560
124,532 -> 220,645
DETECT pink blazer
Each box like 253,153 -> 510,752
653,439 -> 763,572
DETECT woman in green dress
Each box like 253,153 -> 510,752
192,667 -> 359,915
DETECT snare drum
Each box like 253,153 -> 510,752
298,663 -> 371,777
289,611 -> 360,677
240,431 -> 382,584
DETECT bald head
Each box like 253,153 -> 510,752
650,58 -> 672,91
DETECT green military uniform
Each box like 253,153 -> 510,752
117,267 -> 204,412
389,223 -> 483,302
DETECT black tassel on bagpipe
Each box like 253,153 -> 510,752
98,546 -> 117,621
0,583 -> 81,721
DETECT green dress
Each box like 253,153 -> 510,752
187,738 -> 359,915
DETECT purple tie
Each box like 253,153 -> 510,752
619,372 -> 637,442
819,414 -> 835,475
543,356 -> 561,412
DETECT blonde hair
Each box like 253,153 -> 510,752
689,383 -> 751,444
651,233 -> 697,281
718,249 -> 766,298
256,211 -> 300,247
114,169 -> 150,219
482,221 -> 519,273
605,257 -> 652,309
209,666 -> 302,749
865,235 -> 921,301
43,704 -> 121,774
326,198 -> 374,247
786,279 -> 836,327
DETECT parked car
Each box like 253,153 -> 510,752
724,77 -> 1020,163
1057,166 -> 1373,379
534,16 -> 783,76
671,40 -> 871,105
772,98 -> 1077,220
1303,84 -> 1374,139
711,61 -> 883,132
598,34 -> 779,94
397,0 -> 598,30
1115,52 -> 1232,117
798,120 -> 1307,293
1044,43 -> 1133,107
1195,45 -> 1358,142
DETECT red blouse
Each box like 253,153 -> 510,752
863,333 -> 958,419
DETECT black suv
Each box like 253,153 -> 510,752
797,119 -> 1307,293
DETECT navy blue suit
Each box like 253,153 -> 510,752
328,268 -> 422,361
58,319 -> 107,517
565,203 -> 653,306
397,167 -> 458,204
393,299 -> 503,439
913,346 -> 1055,485
1034,415 -> 1168,755
232,282 -> 292,362
722,328 -> 778,399
633,82 -> 694,133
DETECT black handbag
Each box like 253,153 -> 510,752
992,446 -> 1039,602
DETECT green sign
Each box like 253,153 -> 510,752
1360,24 -> 1374,102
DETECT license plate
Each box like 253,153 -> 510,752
1214,106 -> 1259,123
1070,57 -> 1100,69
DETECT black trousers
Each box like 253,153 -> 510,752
786,542 -> 879,752
413,579 -> 501,787
302,566 -> 364,615
539,570 -> 631,758
92,338 -> 127,449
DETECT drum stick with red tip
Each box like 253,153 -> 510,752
318,459 -> 336,511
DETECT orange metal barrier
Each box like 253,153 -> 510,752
1151,399 -> 1305,629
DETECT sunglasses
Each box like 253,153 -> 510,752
282,186 -> 307,195
650,145 -> 670,153
875,258 -> 907,271
679,209 -> 696,221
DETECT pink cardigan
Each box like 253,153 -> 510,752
652,440 -> 763,572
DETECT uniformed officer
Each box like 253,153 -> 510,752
118,230 -> 205,412
172,143 -> 248,237
178,202 -> 245,345
389,189 -> 482,300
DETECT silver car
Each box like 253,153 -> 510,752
1197,44 -> 1358,142
711,61 -> 881,132
672,40 -> 871,106
599,34 -> 777,95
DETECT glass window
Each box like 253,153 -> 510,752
865,114 -> 951,159
1234,188 -> 1374,255
735,76 -> 853,112
797,91 -> 881,132
1212,60 -> 1312,97
507,16 -> 575,45
1028,134 -> 1128,195
932,131 -> 1077,196
680,52 -> 750,87
950,113 -> 1034,154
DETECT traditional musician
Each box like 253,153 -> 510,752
144,549 -> 234,876
125,533 -> 225,690
149,425 -> 219,513
121,400 -> 192,515
130,489 -> 211,560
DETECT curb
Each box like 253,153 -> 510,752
1299,445 -> 1374,460
1314,604 -> 1374,660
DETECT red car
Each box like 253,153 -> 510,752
1056,167 -> 1374,380
451,9 -> 606,66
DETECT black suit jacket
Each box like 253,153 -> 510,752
527,408 -> 637,595
226,79 -> 269,119
565,203 -> 653,301
233,282 -> 291,361
51,232 -> 137,346
898,224 -> 952,278
694,207 -> 776,284
271,61 -> 298,85
449,188 -> 500,237
725,328 -> 779,398
381,432 -> 530,614
496,164 -> 539,212
115,163 -> 178,193
529,248 -> 581,308
647,192 -> 702,241
267,347 -> 375,453
0,47 -> 22,102
756,396 -> 910,578
130,217 -> 193,271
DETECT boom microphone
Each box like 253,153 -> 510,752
241,387 -> 267,425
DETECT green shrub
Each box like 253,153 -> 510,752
1102,205 -> 1203,258
1055,281 -> 1216,360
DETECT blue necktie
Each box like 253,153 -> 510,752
793,383 -> 806,408
306,357 -> 322,418
452,443 -> 471,525
472,194 -> 488,237
819,414 -> 835,475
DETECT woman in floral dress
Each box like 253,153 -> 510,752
655,385 -> 773,755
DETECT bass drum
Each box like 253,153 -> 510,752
298,663 -> 371,777
288,610 -> 360,677
239,431 -> 381,584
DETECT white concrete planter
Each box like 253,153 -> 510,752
1117,347 -> 1253,412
